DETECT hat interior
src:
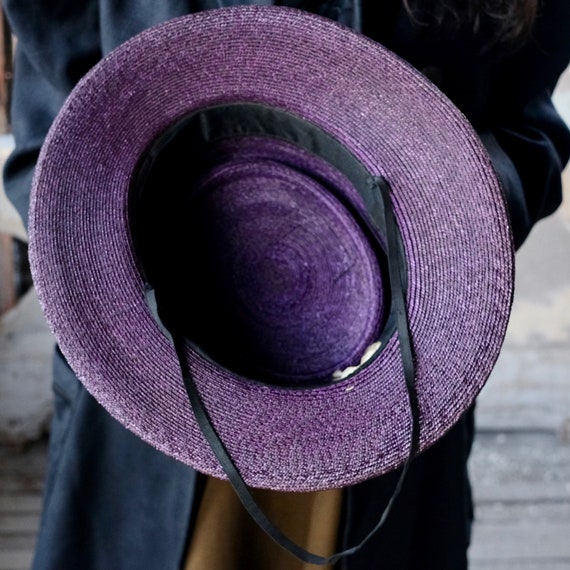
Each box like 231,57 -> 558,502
129,103 -> 404,387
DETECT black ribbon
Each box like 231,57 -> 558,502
168,176 -> 420,565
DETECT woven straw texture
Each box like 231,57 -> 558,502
29,7 -> 514,491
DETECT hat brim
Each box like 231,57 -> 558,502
29,6 -> 514,491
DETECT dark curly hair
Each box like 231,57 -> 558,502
403,0 -> 539,47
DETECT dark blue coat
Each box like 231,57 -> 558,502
4,1 -> 570,568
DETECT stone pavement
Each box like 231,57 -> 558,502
0,67 -> 569,570
468,66 -> 570,568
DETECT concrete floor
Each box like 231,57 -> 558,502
467,65 -> 570,568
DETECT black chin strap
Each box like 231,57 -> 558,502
168,176 -> 420,565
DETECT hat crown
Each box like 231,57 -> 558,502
131,107 -> 386,385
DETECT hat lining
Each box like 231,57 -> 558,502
129,102 -> 407,389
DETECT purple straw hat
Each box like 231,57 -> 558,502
29,6 -> 514,492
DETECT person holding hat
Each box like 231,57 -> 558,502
3,1 -> 570,569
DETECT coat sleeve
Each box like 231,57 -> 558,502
2,0 -> 101,228
480,0 -> 570,249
